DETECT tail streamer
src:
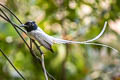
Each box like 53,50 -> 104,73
50,21 -> 118,52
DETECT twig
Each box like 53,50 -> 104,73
29,42 -> 47,79
0,3 -> 26,34
0,3 -> 22,24
32,39 -> 43,55
41,54 -> 48,80
0,3 -> 119,80
0,12 -> 26,80
0,9 -> 29,48
0,48 -> 26,80
0,3 -> 56,80
32,40 -> 55,80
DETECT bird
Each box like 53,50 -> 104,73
20,21 -> 118,53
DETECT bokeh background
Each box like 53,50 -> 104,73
0,0 -> 120,80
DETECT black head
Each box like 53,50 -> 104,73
22,21 -> 37,32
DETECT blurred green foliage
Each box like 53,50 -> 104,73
0,0 -> 120,80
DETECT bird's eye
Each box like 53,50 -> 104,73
31,23 -> 34,26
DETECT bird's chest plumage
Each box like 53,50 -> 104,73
27,29 -> 53,46
28,31 -> 39,40
28,30 -> 43,42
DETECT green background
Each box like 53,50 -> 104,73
0,0 -> 120,80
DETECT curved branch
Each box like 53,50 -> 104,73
0,3 -> 56,80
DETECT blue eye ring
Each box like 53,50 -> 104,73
31,23 -> 34,26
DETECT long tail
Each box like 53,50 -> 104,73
83,21 -> 107,43
50,21 -> 118,52
52,38 -> 118,52
52,21 -> 106,43
51,21 -> 108,44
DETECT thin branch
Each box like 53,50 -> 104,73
0,9 -> 26,80
0,14 -> 8,21
0,3 -> 26,34
0,8 -> 11,21
0,3 -> 56,80
41,54 -> 48,80
0,3 -> 22,24
46,71 -> 56,80
32,40 -> 56,80
30,39 -> 55,80
0,3 -> 119,80
32,40 -> 43,55
0,4 -> 31,50
0,48 -> 26,80
0,8 -> 29,48
31,40 -> 48,79
0,15 -> 26,34
30,40 -> 55,80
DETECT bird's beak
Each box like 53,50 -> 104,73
19,24 -> 28,27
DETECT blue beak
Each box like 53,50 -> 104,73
20,24 -> 28,27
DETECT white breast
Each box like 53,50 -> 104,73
27,27 -> 53,46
